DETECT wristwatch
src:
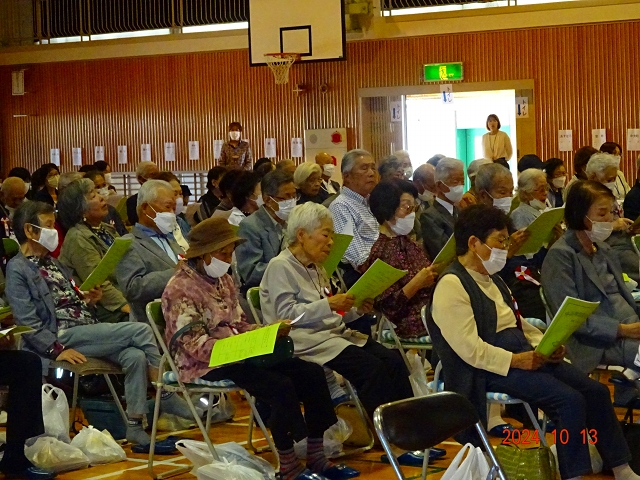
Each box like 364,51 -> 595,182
46,341 -> 65,359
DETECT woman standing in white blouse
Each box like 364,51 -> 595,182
482,114 -> 513,167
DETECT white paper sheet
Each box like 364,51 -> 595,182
291,138 -> 303,158
214,140 -> 224,160
591,129 -> 607,150
141,143 -> 151,162
264,138 -> 276,158
50,148 -> 60,167
94,146 -> 105,162
558,130 -> 573,152
72,147 -> 82,166
628,129 -> 640,152
117,145 -> 128,164
164,142 -> 176,162
189,141 -> 200,161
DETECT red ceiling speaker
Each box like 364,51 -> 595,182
331,131 -> 342,144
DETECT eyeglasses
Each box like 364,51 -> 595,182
396,203 -> 417,214
271,194 -> 300,202
490,236 -> 511,249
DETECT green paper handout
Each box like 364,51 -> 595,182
432,234 -> 456,273
79,238 -> 132,291
515,207 -> 565,256
322,234 -> 353,277
346,259 -> 407,308
535,296 -> 599,357
0,325 -> 34,338
209,323 -> 281,367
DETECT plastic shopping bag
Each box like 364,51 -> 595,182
70,425 -> 126,465
197,459 -> 263,480
408,353 -> 432,397
176,440 -> 275,479
42,384 -> 70,443
24,435 -> 90,473
441,443 -> 490,480
294,418 -> 353,458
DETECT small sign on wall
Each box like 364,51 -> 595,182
592,129 -> 607,150
189,141 -> 200,161
118,145 -> 128,164
440,84 -> 454,104
515,97 -> 529,118
291,138 -> 303,158
628,129 -> 640,151
72,148 -> 82,166
558,130 -> 573,152
264,138 -> 276,158
390,101 -> 402,122
50,148 -> 60,167
95,146 -> 105,162
214,140 -> 224,160
164,143 -> 176,162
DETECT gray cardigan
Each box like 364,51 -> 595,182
115,225 -> 182,323
540,229 -> 640,373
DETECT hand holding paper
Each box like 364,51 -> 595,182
514,207 -> 565,256
209,323 -> 281,367
346,259 -> 407,307
80,238 -> 132,291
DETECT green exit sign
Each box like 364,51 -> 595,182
424,62 -> 464,82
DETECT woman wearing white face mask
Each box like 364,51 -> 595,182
433,204 -> 638,480
219,121 -> 253,171
162,217 -> 360,480
363,179 -> 438,338
33,164 -> 60,207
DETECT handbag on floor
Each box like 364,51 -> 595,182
494,443 -> 557,480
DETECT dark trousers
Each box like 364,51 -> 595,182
0,351 -> 45,474
202,358 -> 336,451
326,339 -> 413,418
487,328 -> 631,479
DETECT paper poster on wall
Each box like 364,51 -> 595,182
188,141 -> 200,161
214,140 -> 224,160
117,145 -> 128,165
50,148 -> 60,167
440,84 -> 454,104
264,138 -> 276,158
141,144 -> 151,162
164,143 -> 176,162
515,97 -> 529,118
291,138 -> 303,158
592,129 -> 607,150
558,130 -> 573,152
95,146 -> 105,162
72,147 -> 82,166
390,101 -> 402,122
627,129 -> 640,151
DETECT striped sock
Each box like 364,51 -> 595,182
278,447 -> 305,480
306,438 -> 333,474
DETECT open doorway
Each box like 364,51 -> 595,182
405,89 -> 517,189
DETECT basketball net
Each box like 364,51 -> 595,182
264,53 -> 300,85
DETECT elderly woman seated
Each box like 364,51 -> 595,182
57,178 -> 130,323
541,180 -> 640,393
260,202 -> 413,418
227,171 -> 262,226
161,217 -> 359,480
83,170 -> 128,236
362,179 -> 437,338
5,200 -> 194,446
430,203 -> 637,480
295,163 -> 326,205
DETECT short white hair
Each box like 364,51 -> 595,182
394,150 -> 411,163
586,152 -> 619,177
517,168 -> 547,201
137,179 -> 174,209
341,149 -> 371,174
136,161 -> 158,179
285,202 -> 333,247
293,162 -> 322,188
467,158 -> 492,179
435,157 -> 464,184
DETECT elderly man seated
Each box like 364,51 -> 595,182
236,170 -> 296,294
6,200 -> 194,446
315,153 -> 341,198
126,161 -> 159,225
412,163 -> 436,210
394,150 -> 414,180
0,177 -> 27,238
116,179 -> 184,323
377,155 -> 404,183
420,157 -> 464,260
260,202 -> 413,419
459,158 -> 492,209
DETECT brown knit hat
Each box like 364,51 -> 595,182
185,217 -> 245,259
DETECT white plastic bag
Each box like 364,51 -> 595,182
24,435 -> 90,473
175,440 -> 275,479
197,459 -> 263,480
441,443 -> 490,480
70,425 -> 126,465
42,384 -> 70,443
408,353 -> 432,397
294,418 -> 353,459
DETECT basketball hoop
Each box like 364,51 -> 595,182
264,53 -> 300,85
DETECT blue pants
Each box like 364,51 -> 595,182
487,328 -> 631,479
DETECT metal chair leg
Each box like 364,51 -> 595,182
103,374 -> 128,427
243,391 -> 279,472
421,448 -> 430,480
70,373 -> 80,432
475,423 -> 508,480
522,402 -> 548,447
205,392 -> 214,433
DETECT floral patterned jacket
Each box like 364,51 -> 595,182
161,261 -> 255,382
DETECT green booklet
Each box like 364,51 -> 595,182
79,238 -> 132,291
514,207 -> 565,256
0,325 -> 34,339
432,234 -> 456,273
322,234 -> 353,277
346,259 -> 407,308
535,296 -> 599,357
209,323 -> 281,367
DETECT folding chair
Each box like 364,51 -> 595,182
2,238 -> 19,258
377,311 -> 432,373
146,301 -> 277,479
374,392 -> 507,480
49,358 -> 128,434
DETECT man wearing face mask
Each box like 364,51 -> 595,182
236,170 -> 296,294
412,163 -> 437,210
220,121 -> 253,170
315,152 -> 341,197
126,161 -> 159,225
394,150 -> 414,180
420,157 -> 464,260
0,177 -> 27,239
116,180 -> 184,323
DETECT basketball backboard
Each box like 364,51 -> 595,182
248,0 -> 346,66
